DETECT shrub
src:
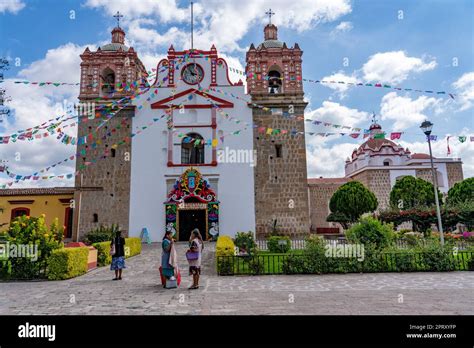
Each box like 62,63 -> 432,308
234,231 -> 256,252
83,224 -> 118,245
216,236 -> 235,256
93,241 -> 112,267
5,215 -> 63,279
267,236 -> 291,253
125,237 -> 142,257
47,247 -> 89,280
246,256 -> 264,275
216,236 -> 235,275
93,237 -> 142,267
346,217 -> 394,249
419,244 -> 456,271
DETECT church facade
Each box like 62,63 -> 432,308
73,20 -> 310,242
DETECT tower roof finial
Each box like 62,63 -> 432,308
113,11 -> 124,28
265,8 -> 275,25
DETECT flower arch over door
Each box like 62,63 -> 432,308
164,168 -> 219,241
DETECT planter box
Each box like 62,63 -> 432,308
65,242 -> 97,271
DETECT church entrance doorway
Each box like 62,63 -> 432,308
164,168 -> 220,241
178,209 -> 207,242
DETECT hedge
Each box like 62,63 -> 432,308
267,236 -> 291,253
93,237 -> 142,267
47,247 -> 89,280
216,236 -> 235,275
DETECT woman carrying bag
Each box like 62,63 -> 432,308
186,228 -> 204,290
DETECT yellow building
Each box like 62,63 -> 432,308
0,187 -> 75,239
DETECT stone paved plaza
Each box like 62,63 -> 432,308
0,243 -> 473,315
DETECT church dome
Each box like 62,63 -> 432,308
258,39 -> 284,49
100,42 -> 129,51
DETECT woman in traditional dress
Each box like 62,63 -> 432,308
161,230 -> 175,286
110,230 -> 126,280
187,228 -> 204,289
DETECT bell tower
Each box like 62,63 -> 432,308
73,12 -> 148,241
246,10 -> 310,238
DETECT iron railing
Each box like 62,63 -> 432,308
216,250 -> 474,276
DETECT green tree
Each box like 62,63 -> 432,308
446,177 -> 474,206
328,181 -> 378,227
389,176 -> 441,210
345,216 -> 395,249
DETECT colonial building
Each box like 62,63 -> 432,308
309,122 -> 464,230
0,187 -> 74,238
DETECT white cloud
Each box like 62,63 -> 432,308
332,21 -> 353,34
0,0 -> 25,14
85,0 -> 352,53
452,72 -> 474,111
306,101 -> 370,132
362,51 -> 437,85
399,131 -> 474,178
320,71 -> 358,98
380,92 -> 442,131
306,142 -> 356,178
0,43 -> 95,188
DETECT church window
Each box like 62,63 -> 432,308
93,213 -> 98,223
181,133 -> 205,164
111,148 -> 116,158
101,68 -> 115,95
383,160 -> 390,166
275,144 -> 283,158
268,70 -> 282,94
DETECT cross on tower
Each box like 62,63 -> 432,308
371,112 -> 378,124
265,8 -> 275,25
113,11 -> 124,28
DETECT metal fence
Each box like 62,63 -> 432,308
216,250 -> 474,276
256,238 -> 474,251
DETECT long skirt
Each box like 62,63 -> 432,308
110,256 -> 126,270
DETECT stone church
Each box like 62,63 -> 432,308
72,19 -> 310,242
71,17 -> 465,242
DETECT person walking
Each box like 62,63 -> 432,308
110,230 -> 126,280
187,228 -> 204,289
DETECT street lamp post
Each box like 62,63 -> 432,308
420,120 -> 444,246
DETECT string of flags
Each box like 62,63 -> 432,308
219,63 -> 458,99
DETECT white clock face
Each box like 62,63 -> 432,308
182,63 -> 204,85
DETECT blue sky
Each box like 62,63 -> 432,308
0,0 -> 473,187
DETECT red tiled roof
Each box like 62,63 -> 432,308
411,153 -> 432,159
0,187 -> 75,196
308,178 -> 349,185
358,138 -> 398,152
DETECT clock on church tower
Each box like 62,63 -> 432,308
246,10 -> 310,239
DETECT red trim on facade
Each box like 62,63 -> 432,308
64,207 -> 73,238
10,207 -> 30,221
217,58 -> 234,85
167,163 -> 218,167
173,124 -> 213,128
150,88 -> 234,109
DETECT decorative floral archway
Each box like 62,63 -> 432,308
164,168 -> 219,241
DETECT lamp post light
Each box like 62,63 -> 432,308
420,120 -> 444,246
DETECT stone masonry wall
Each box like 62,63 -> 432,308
352,169 -> 391,211
252,102 -> 310,239
446,162 -> 464,189
72,107 -> 133,241
308,182 -> 346,230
